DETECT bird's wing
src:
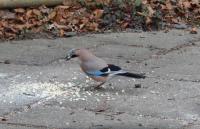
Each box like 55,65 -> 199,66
106,64 -> 127,75
84,64 -> 112,77
85,70 -> 109,77
93,64 -> 125,76
80,57 -> 109,77
83,64 -> 126,77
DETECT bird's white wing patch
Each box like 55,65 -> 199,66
104,68 -> 111,74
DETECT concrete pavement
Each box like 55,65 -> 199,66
0,30 -> 200,129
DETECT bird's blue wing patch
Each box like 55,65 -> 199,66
86,70 -> 108,77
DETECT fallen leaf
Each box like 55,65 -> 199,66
0,0 -> 199,40
191,0 -> 199,5
59,29 -> 65,36
0,31 -> 3,36
14,8 -> 25,13
53,22 -> 70,30
93,9 -> 104,19
121,22 -> 129,28
32,9 -> 42,16
88,22 -> 99,31
171,18 -> 179,23
166,0 -> 173,10
137,12 -> 146,16
183,1 -> 191,9
15,23 -> 32,30
79,23 -> 85,29
146,16 -> 152,25
71,19 -> 79,25
190,27 -> 198,34
81,17 -> 89,24
142,0 -> 147,5
26,10 -> 33,18
48,11 -> 57,20
147,5 -> 155,17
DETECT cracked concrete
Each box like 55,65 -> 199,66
0,29 -> 200,129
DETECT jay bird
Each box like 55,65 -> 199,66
65,48 -> 145,88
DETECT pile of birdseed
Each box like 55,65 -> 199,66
0,80 -> 115,104
0,81 -> 81,103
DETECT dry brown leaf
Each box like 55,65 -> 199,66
14,8 -> 25,13
142,0 -> 147,5
190,27 -> 198,34
80,17 -> 89,29
0,0 -> 199,40
14,24 -> 26,30
53,22 -> 70,30
192,0 -> 199,5
15,23 -> 33,30
137,12 -> 145,16
121,22 -> 129,28
146,16 -> 152,25
178,0 -> 184,8
147,5 -> 154,17
0,20 -> 7,27
166,0 -> 173,10
79,23 -> 85,29
56,5 -> 70,10
88,22 -> 99,31
0,31 -> 3,36
5,32 -> 16,39
183,1 -> 191,9
195,16 -> 200,19
48,11 -> 57,20
31,27 -> 42,33
26,10 -> 33,18
93,9 -> 104,19
71,19 -> 79,25
171,18 -> 179,24
81,17 -> 89,24
16,15 -> 25,22
32,9 -> 42,16
59,29 -> 65,36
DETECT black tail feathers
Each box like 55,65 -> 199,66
117,72 -> 146,79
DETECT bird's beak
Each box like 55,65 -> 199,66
65,54 -> 78,61
65,54 -> 72,61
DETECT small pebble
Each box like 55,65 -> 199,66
135,84 -> 142,88
4,60 -> 11,64
0,118 -> 7,121
138,123 -> 143,126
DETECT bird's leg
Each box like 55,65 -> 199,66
94,81 -> 106,89
94,75 -> 115,89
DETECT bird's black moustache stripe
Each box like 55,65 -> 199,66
71,54 -> 78,58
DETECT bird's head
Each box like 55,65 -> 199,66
65,49 -> 79,60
